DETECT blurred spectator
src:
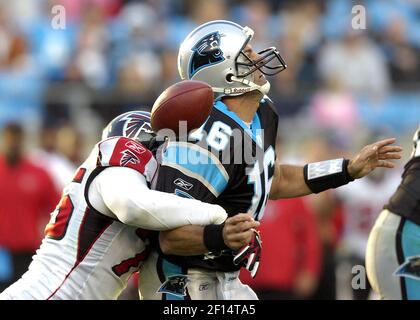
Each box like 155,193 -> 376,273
163,0 -> 228,50
309,78 -> 359,135
235,0 -> 277,50
188,0 -> 228,26
0,3 -> 45,130
335,132 -> 401,300
305,191 -> 343,300
109,2 -> 163,97
56,125 -> 85,166
59,0 -> 122,23
302,134 -> 348,300
66,2 -> 110,89
29,0 -> 75,82
241,197 -> 322,300
116,51 -> 162,97
0,7 -> 26,69
379,15 -> 420,84
30,123 -> 76,190
318,31 -> 390,97
277,0 -> 323,54
0,123 -> 59,291
160,49 -> 180,88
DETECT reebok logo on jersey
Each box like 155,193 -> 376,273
120,149 -> 140,167
173,178 -> 193,191
125,140 -> 146,154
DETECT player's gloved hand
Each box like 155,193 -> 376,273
233,229 -> 262,278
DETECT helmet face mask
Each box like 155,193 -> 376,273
178,20 -> 287,98
236,47 -> 287,78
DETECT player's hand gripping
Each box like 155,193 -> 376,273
222,213 -> 260,251
348,138 -> 402,179
233,229 -> 262,278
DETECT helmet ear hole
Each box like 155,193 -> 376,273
226,73 -> 234,83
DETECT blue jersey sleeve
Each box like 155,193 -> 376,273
155,141 -> 230,202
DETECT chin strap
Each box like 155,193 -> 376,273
212,76 -> 271,97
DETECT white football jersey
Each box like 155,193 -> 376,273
0,137 -> 157,300
337,172 -> 401,258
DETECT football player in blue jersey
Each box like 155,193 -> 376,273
366,126 -> 420,300
138,20 -> 402,300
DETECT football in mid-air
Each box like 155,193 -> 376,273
151,80 -> 213,135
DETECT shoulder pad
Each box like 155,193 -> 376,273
97,137 -> 157,182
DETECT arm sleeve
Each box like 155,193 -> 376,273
90,166 -> 227,230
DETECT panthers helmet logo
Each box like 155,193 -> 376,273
189,32 -> 225,78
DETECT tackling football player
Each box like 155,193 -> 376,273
0,111 -> 257,300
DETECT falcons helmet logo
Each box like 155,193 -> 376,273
120,112 -> 153,140
120,149 -> 140,167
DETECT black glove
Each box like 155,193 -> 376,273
233,229 -> 262,278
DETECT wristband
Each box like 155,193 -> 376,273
304,158 -> 354,194
203,223 -> 228,252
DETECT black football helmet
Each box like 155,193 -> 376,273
102,111 -> 156,150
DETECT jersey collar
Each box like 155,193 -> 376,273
214,100 -> 263,148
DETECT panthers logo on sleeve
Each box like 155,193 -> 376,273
189,32 -> 225,78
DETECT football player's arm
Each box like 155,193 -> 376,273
153,141 -> 235,255
89,167 -> 227,230
270,138 -> 402,199
269,163 -> 311,199
159,214 -> 260,256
